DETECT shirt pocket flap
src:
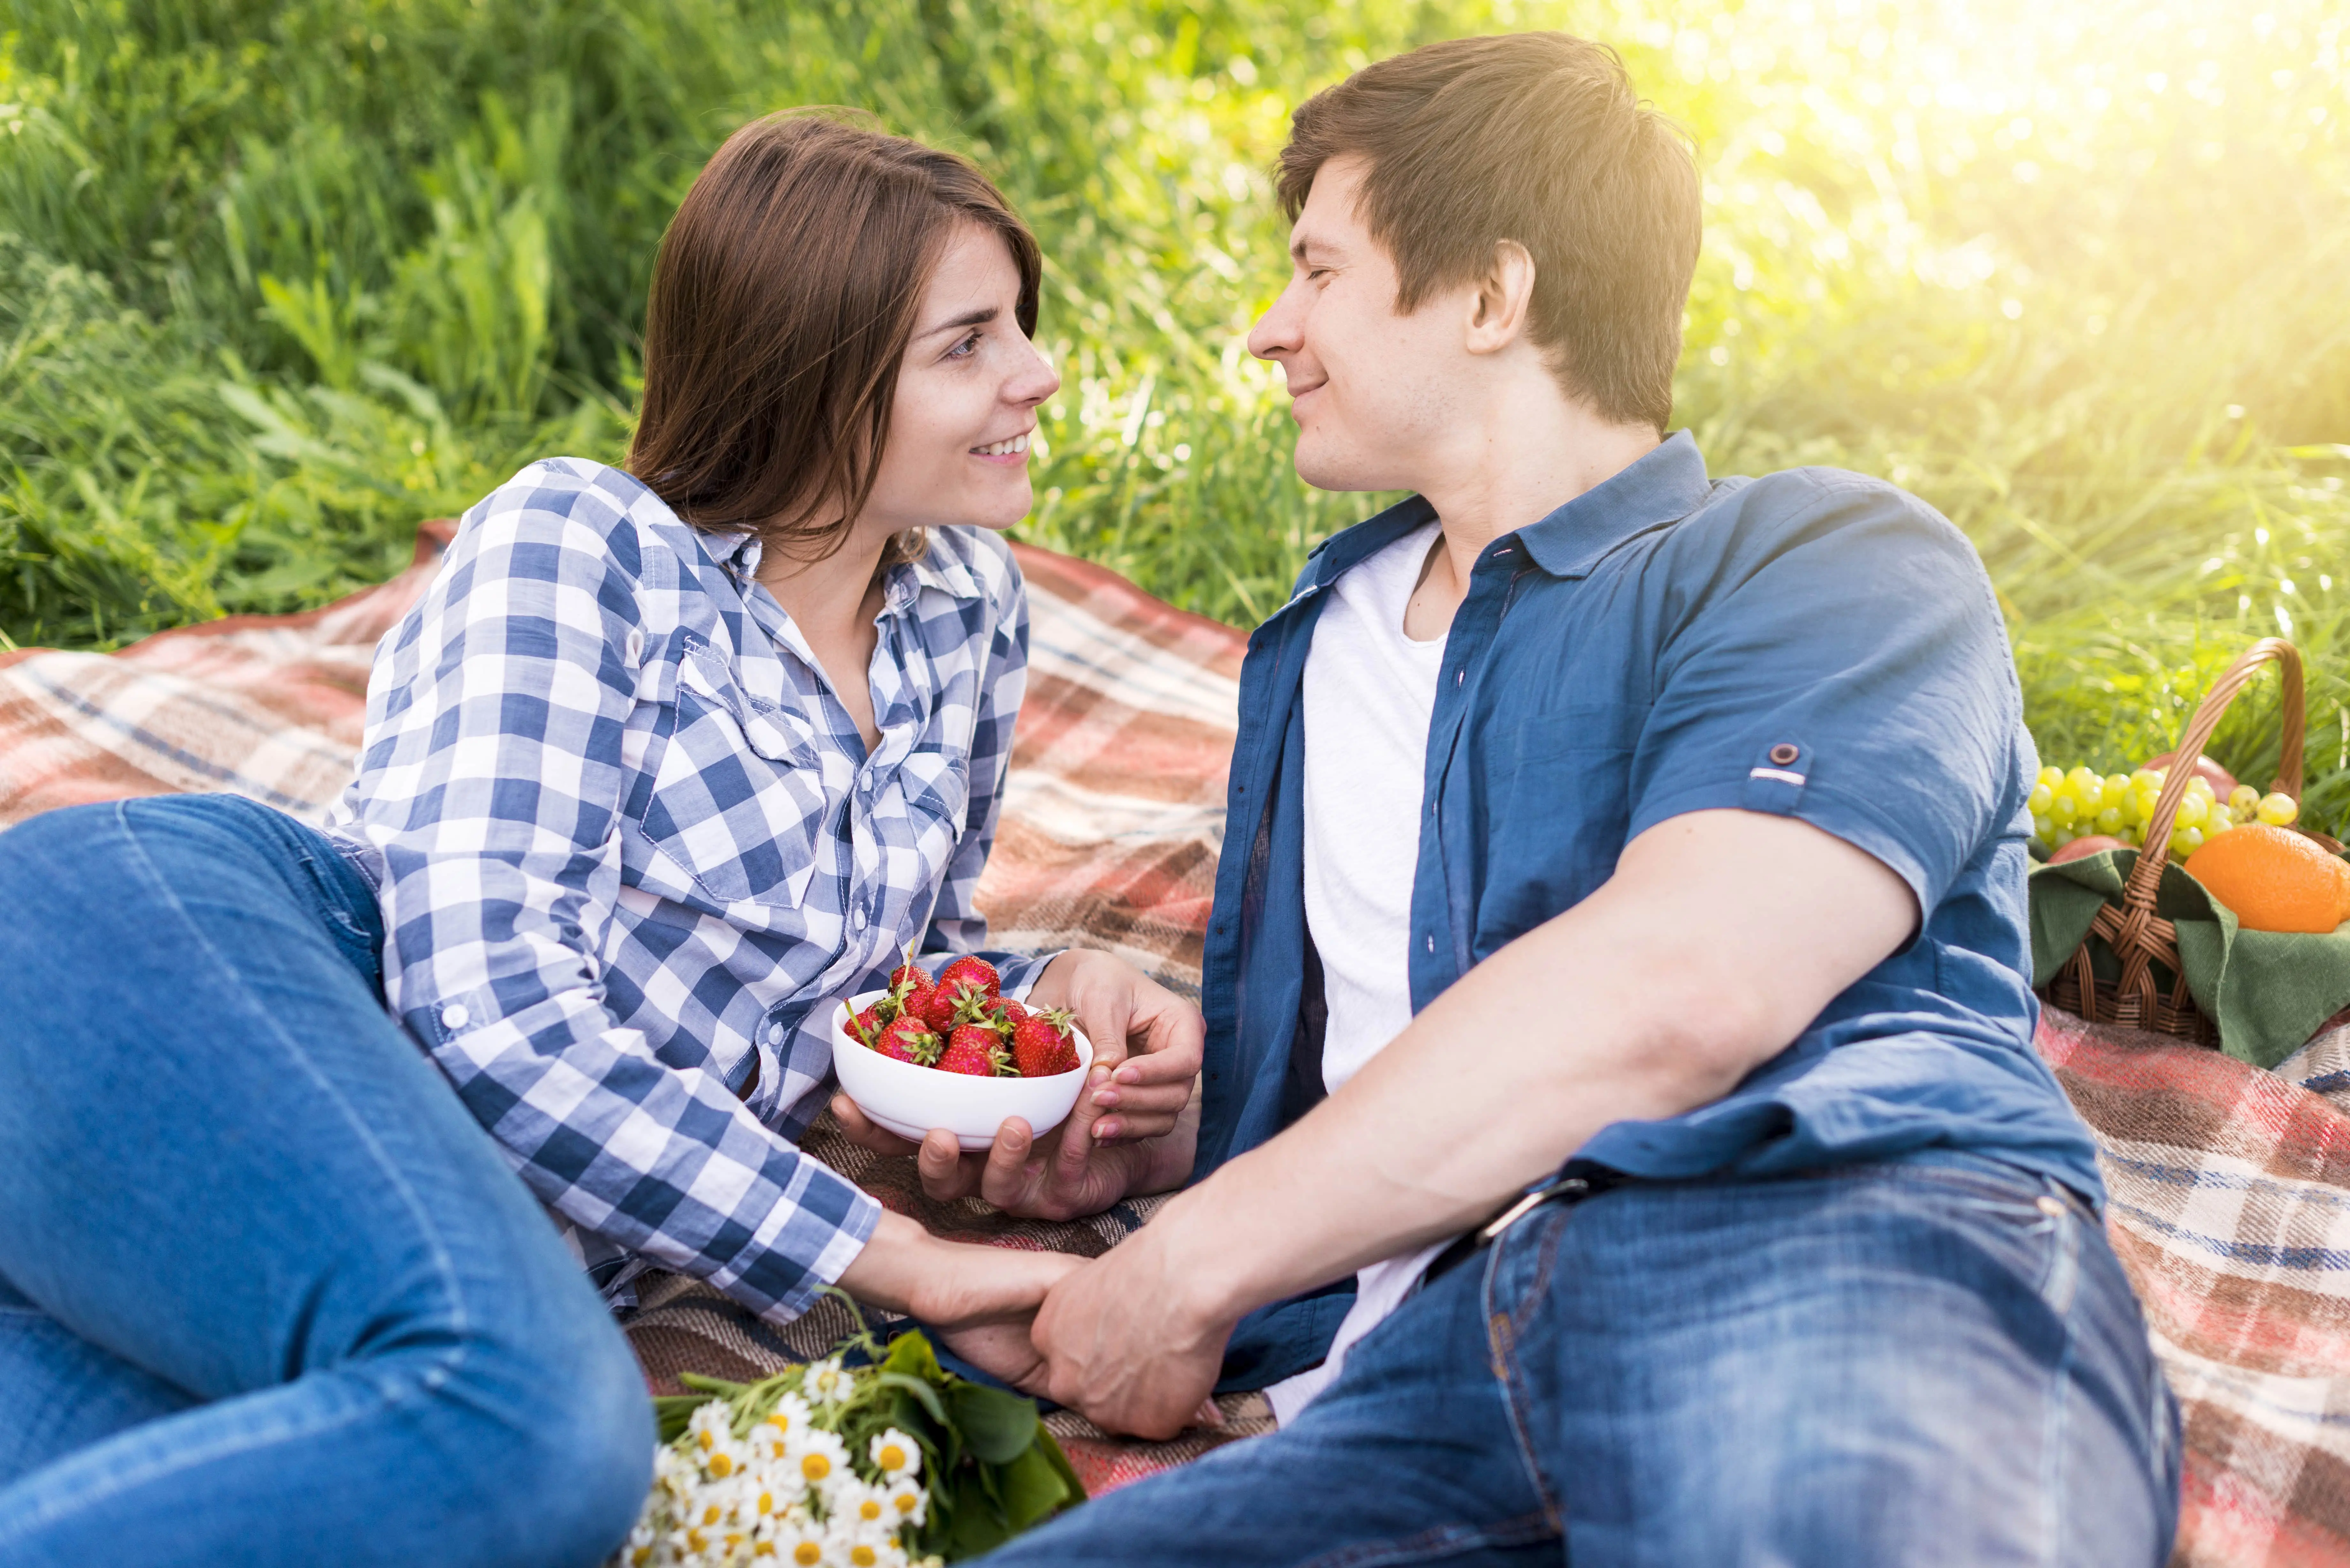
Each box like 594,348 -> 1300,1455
677,650 -> 815,764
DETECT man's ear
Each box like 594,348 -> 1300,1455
1463,239 -> 1536,356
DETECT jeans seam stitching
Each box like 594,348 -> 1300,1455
110,801 -> 473,1371
0,1371 -> 404,1545
2038,1208 -> 2082,1567
1485,1219 -> 1567,1533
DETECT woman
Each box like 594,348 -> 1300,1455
0,114 -> 1201,1567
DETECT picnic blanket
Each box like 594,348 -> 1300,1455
4,521 -> 2346,1562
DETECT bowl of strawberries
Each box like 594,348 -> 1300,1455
830,952 -> 1094,1151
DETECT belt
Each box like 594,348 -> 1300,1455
1423,1167 -> 1623,1285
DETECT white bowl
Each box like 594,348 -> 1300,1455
830,990 -> 1095,1151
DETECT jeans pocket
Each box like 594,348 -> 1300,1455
288,850 -> 383,989
1896,1163 -> 2084,1315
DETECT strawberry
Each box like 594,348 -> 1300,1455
887,946 -> 935,1017
871,1016 -> 940,1067
935,955 -> 1000,1006
847,999 -> 892,1048
936,1023 -> 1009,1077
1009,1006 -> 1080,1078
993,997 -> 1029,1032
922,977 -> 993,1034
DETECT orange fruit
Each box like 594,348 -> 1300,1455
2181,824 -> 2350,934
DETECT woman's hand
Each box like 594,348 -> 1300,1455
834,1211 -> 1085,1394
1022,950 -> 1203,1143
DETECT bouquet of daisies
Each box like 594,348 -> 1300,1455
626,1313 -> 1084,1567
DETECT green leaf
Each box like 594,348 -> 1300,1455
1035,1424 -> 1088,1507
873,1370 -> 949,1426
938,1474 -> 1013,1561
949,1383 -> 1040,1465
994,1441 -> 1078,1531
882,1330 -> 947,1383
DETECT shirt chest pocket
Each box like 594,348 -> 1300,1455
886,744 -> 975,871
630,651 -> 831,910
1480,701 -> 1642,924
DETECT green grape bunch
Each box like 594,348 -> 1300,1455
2030,764 -> 2301,863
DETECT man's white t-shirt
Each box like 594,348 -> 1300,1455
1264,519 -> 1457,1426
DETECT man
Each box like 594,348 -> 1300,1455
961,30 -> 2180,1567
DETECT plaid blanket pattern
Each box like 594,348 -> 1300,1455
6,522 -> 2348,1559
2040,1005 -> 2350,1566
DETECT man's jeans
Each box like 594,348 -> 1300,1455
986,1155 -> 2182,1567
0,795 -> 652,1567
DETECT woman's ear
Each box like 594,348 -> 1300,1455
1464,239 -> 1537,356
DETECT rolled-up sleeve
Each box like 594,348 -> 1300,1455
1625,472 -> 2020,919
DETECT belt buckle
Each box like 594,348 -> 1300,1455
1477,1172 -> 1590,1244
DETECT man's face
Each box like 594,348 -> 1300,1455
1246,156 -> 1461,492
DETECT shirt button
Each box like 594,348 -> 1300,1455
440,1002 -> 470,1029
852,907 -> 868,931
767,1021 -> 786,1045
1425,935 -> 1435,953
1455,669 -> 1465,686
1769,743 -> 1801,766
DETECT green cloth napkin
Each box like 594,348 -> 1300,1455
2029,848 -> 2350,1069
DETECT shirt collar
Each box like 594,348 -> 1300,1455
1299,494 -> 1442,593
718,528 -> 986,613
1514,430 -> 1712,578
1293,430 -> 1711,605
890,529 -> 985,607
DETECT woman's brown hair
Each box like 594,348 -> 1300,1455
629,112 -> 1042,564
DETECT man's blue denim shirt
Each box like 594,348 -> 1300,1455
1196,432 -> 2102,1387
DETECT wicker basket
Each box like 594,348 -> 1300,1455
2044,637 -> 2345,1043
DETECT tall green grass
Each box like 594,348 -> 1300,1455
3,0 -> 2346,822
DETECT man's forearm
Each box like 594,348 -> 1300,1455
1152,811 -> 1919,1330
1151,914 -> 1734,1327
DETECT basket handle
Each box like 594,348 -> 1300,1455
2122,637 -> 2305,914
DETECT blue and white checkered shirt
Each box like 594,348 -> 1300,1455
323,458 -> 1043,1323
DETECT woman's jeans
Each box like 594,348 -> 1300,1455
0,795 -> 652,1567
985,1156 -> 2183,1567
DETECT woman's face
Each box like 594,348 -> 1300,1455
860,223 -> 1060,537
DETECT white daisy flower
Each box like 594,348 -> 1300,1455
770,1519 -> 838,1567
880,1478 -> 927,1531
744,1474 -> 789,1526
828,1526 -> 905,1568
802,1357 -> 853,1407
786,1428 -> 853,1494
686,1402 -> 751,1482
684,1489 -> 732,1535
867,1428 -> 921,1482
831,1477 -> 891,1533
750,1393 -> 816,1460
655,1444 -> 699,1500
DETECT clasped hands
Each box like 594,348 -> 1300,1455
831,949 -> 1232,1437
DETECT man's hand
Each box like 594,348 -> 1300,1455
1030,1224 -> 1231,1439
835,1211 -> 1085,1395
832,949 -> 1202,1215
830,1091 -> 1198,1221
